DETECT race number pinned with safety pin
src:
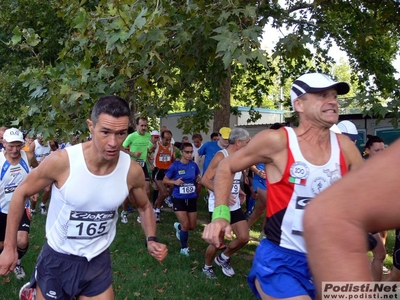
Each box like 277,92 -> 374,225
67,210 -> 115,239
289,161 -> 309,185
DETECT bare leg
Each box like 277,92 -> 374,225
223,220 -> 249,257
247,188 -> 267,229
255,278 -> 311,300
371,233 -> 386,281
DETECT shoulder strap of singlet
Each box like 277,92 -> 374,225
0,152 -> 9,181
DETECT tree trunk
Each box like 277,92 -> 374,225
213,65 -> 231,132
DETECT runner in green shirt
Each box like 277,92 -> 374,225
120,117 -> 152,223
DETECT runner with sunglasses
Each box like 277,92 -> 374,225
163,143 -> 201,256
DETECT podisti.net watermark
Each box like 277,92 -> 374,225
322,282 -> 400,299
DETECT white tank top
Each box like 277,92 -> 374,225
0,151 -> 30,214
208,149 -> 242,212
46,144 -> 130,261
34,139 -> 51,162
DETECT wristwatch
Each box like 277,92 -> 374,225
145,236 -> 160,247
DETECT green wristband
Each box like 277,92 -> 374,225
212,205 -> 231,223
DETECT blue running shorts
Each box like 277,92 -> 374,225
252,178 -> 267,193
247,239 -> 316,299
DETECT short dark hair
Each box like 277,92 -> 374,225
192,133 -> 203,141
270,123 -> 283,130
181,142 -> 193,151
136,117 -> 148,125
161,130 -> 172,139
210,132 -> 219,139
365,135 -> 384,150
91,95 -> 131,125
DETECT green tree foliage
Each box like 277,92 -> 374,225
0,0 -> 399,137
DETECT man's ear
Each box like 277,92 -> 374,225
293,98 -> 304,113
86,119 -> 93,134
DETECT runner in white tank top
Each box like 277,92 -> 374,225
0,96 -> 167,299
29,135 -> 52,215
201,128 -> 250,279
0,128 -> 37,280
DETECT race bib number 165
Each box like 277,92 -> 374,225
67,210 -> 115,239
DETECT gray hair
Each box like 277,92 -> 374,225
228,128 -> 250,144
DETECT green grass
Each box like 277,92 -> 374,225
1,191 -> 260,300
2,192 -> 397,299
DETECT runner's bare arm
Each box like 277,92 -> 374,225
128,161 -> 167,262
200,152 -> 224,192
213,129 -> 285,210
304,139 -> 400,288
202,129 -> 286,246
337,134 -> 364,171
0,150 -> 68,275
28,139 -> 36,157
26,150 -> 38,168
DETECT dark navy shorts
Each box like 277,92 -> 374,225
208,208 -> 246,224
30,243 -> 113,299
172,197 -> 197,212
247,239 -> 316,299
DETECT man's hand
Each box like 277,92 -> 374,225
202,219 -> 232,248
0,248 -> 18,276
147,242 -> 168,263
228,194 -> 236,206
239,190 -> 246,205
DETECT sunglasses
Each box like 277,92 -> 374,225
183,150 -> 193,154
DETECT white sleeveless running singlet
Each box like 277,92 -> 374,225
46,144 -> 131,261
208,148 -> 242,212
0,151 -> 30,213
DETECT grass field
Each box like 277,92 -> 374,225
1,192 -> 397,299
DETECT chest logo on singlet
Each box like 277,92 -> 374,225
67,210 -> 115,240
292,196 -> 312,236
323,163 -> 341,184
289,161 -> 309,185
311,176 -> 329,195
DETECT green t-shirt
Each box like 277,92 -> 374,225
176,148 -> 182,159
122,132 -> 151,161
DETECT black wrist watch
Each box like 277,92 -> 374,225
145,236 -> 160,247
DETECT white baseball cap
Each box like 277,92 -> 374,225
151,130 -> 160,136
290,73 -> 350,110
3,128 -> 24,143
337,120 -> 361,141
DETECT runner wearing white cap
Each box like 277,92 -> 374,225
0,128 -> 37,280
337,120 -> 361,142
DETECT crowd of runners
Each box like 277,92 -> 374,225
0,73 -> 399,299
